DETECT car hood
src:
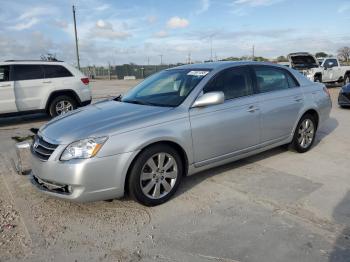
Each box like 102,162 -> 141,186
39,100 -> 172,144
288,53 -> 319,70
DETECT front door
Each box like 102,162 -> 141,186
189,66 -> 260,164
0,65 -> 17,114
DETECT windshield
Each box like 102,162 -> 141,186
122,69 -> 210,107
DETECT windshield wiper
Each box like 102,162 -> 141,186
122,99 -> 157,106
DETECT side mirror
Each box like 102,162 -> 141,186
192,91 -> 225,108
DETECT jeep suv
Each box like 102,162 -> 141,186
0,60 -> 92,117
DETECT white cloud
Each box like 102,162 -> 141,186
166,16 -> 189,29
196,0 -> 210,15
90,20 -> 131,40
10,17 -> 39,31
153,30 -> 168,38
338,3 -> 350,13
96,4 -> 110,11
147,15 -> 157,24
233,0 -> 284,7
18,7 -> 51,20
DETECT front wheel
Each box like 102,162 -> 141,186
291,114 -> 316,153
128,145 -> 183,206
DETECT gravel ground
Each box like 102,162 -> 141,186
0,80 -> 349,262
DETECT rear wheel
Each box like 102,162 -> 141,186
291,114 -> 316,153
128,144 -> 183,206
344,74 -> 350,85
49,95 -> 77,117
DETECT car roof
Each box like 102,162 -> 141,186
169,61 -> 287,71
0,60 -> 66,66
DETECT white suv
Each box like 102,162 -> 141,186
0,60 -> 92,117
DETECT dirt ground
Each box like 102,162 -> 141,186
0,80 -> 349,262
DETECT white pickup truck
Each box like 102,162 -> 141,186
286,52 -> 350,84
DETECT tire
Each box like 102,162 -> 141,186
344,74 -> 350,85
128,144 -> 183,206
48,95 -> 77,117
290,114 -> 317,153
314,75 -> 322,83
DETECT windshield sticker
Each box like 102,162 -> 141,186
187,71 -> 209,77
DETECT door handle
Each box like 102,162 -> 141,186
0,84 -> 11,87
247,105 -> 259,113
43,80 -> 52,84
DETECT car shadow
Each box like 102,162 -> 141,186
314,117 -> 339,146
175,146 -> 286,198
175,116 -> 338,200
0,113 -> 50,128
329,190 -> 350,261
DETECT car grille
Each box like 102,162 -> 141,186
31,135 -> 58,161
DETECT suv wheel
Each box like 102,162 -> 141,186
291,114 -> 316,153
128,144 -> 183,206
49,95 -> 77,117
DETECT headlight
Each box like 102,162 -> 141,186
60,136 -> 108,161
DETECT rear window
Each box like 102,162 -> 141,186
13,65 -> 44,81
43,65 -> 73,78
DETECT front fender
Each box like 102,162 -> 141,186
97,116 -> 194,165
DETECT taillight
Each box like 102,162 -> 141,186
323,86 -> 330,97
81,78 -> 89,85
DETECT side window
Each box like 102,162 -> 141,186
254,66 -> 290,93
13,65 -> 44,81
324,59 -> 338,68
286,72 -> 299,88
203,67 -> 253,100
0,66 -> 10,82
43,65 -> 73,78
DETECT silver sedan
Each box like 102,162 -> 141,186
30,62 -> 332,206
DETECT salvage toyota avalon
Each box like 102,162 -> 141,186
30,62 -> 332,206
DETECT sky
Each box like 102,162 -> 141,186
0,0 -> 349,66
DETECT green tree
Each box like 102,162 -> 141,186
315,52 -> 328,58
276,56 -> 288,62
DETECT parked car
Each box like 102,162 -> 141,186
0,60 -> 92,117
287,52 -> 350,84
29,62 -> 332,206
338,83 -> 350,107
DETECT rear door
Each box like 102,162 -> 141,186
252,65 -> 303,144
0,65 -> 17,114
13,64 -> 45,111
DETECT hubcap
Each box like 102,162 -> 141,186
297,119 -> 315,149
140,153 -> 178,199
55,100 -> 73,115
346,77 -> 350,84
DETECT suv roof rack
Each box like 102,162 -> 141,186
4,60 -> 64,62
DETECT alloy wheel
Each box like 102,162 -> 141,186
297,119 -> 315,149
55,100 -> 73,115
140,153 -> 178,199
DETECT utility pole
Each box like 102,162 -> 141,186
210,36 -> 213,62
72,5 -> 80,69
252,45 -> 255,61
159,54 -> 163,65
187,52 -> 192,64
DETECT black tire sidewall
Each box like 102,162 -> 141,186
49,95 -> 77,117
128,144 -> 183,206
292,114 -> 316,153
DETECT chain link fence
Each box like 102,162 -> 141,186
81,64 -> 183,80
